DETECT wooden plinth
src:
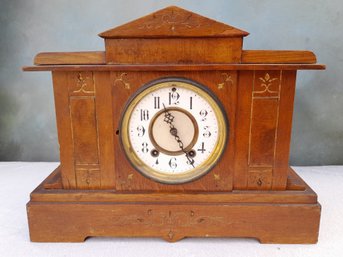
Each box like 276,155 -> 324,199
27,167 -> 321,243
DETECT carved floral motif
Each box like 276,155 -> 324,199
72,72 -> 95,94
213,174 -> 220,181
255,73 -> 278,93
114,73 -> 131,90
217,73 -> 233,90
138,11 -> 200,31
108,209 -> 228,228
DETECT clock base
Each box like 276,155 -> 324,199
27,166 -> 320,243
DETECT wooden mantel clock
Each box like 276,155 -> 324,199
23,6 -> 325,243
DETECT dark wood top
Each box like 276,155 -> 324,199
32,50 -> 319,66
23,63 -> 325,71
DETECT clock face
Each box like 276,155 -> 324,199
120,78 -> 227,184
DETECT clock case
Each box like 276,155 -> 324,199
23,6 -> 325,243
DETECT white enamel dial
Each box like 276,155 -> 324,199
120,78 -> 227,184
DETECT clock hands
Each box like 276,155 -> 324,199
162,104 -> 195,168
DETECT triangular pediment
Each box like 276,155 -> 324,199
99,6 -> 249,38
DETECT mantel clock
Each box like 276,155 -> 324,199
23,6 -> 325,243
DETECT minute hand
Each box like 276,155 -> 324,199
162,104 -> 195,168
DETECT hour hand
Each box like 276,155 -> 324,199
162,104 -> 177,135
162,104 -> 174,126
162,104 -> 194,168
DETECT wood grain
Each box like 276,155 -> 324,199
70,97 -> 99,165
233,71 -> 253,189
34,51 -> 106,65
242,50 -> 317,64
52,72 -> 76,189
99,6 -> 249,38
94,72 -> 116,188
27,201 -> 321,243
249,98 -> 279,167
32,50 -> 317,65
30,166 -> 318,204
272,71 -> 297,189
104,38 -> 243,64
247,168 -> 273,190
23,63 -> 326,72
27,167 -> 320,243
75,168 -> 101,189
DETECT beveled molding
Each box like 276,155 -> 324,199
32,50 -> 318,66
23,63 -> 325,72
27,166 -> 320,243
32,166 -> 318,204
27,201 -> 320,243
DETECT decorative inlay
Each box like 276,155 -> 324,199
138,11 -> 200,31
253,72 -> 280,97
217,73 -> 233,90
127,173 -> 134,180
214,174 -> 220,181
248,71 -> 282,168
107,209 -> 229,227
258,73 -> 278,93
72,72 -> 95,94
168,230 -> 174,239
119,172 -> 135,189
75,168 -> 100,189
247,169 -> 272,190
114,73 -> 131,90
69,97 -> 99,165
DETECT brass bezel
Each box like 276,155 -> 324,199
120,77 -> 228,184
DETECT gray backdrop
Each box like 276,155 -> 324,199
0,0 -> 342,165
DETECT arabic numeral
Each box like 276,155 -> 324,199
199,109 -> 208,121
141,142 -> 149,153
203,126 -> 212,138
169,157 -> 177,169
169,86 -> 180,105
137,126 -> 145,137
197,142 -> 206,154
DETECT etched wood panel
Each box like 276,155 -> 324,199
53,71 -> 116,189
112,71 -> 237,192
75,167 -> 101,189
68,71 -> 95,96
99,6 -> 248,38
27,201 -> 321,243
67,72 -> 101,189
52,72 -> 76,189
247,71 -> 281,189
94,71 -> 116,188
70,98 -> 99,164
105,38 -> 243,64
249,98 -> 278,166
272,71 -> 297,189
233,71 -> 254,189
51,71 -> 107,189
234,70 -> 291,190
247,168 -> 272,190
